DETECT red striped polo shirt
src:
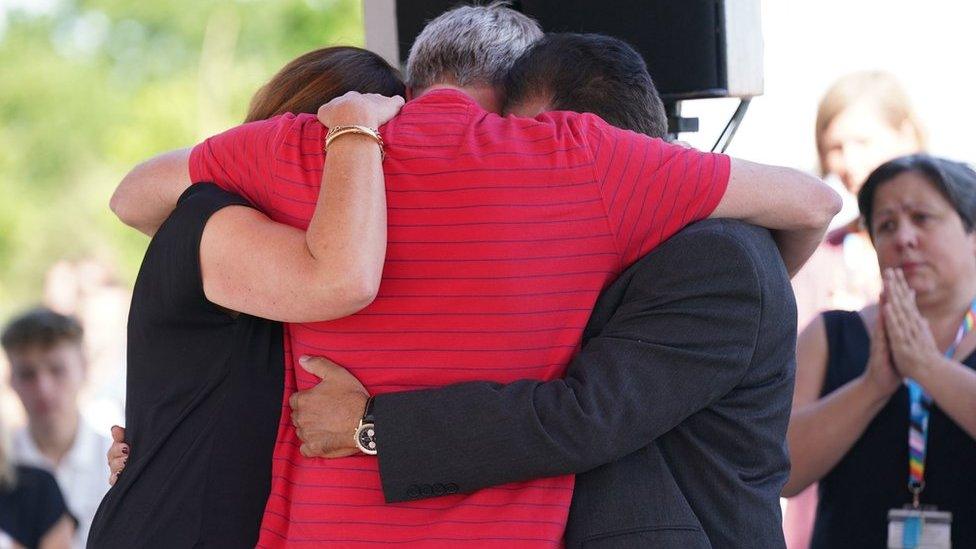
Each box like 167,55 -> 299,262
189,89 -> 729,548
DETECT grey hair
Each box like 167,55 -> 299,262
406,1 -> 543,90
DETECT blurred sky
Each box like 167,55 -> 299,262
684,0 -> 975,171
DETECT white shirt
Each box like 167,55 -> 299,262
12,420 -> 112,549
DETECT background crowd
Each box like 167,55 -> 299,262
1,1 -> 974,548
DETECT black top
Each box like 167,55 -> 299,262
88,184 -> 284,548
812,310 -> 976,549
0,465 -> 72,549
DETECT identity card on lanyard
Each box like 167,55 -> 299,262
886,299 -> 976,548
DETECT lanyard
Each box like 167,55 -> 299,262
906,298 -> 976,506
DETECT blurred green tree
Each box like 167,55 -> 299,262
0,0 -> 365,319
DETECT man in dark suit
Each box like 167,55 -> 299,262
295,216 -> 796,548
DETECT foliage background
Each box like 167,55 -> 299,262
4,0 -> 976,323
0,0 -> 364,320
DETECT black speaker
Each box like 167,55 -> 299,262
365,0 -> 763,101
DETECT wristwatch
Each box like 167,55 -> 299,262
354,396 -> 377,455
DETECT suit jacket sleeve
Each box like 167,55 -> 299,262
375,222 -> 766,503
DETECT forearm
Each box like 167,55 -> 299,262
748,166 -> 835,276
772,225 -> 828,278
198,94 -> 403,321
306,135 -> 386,305
375,356 -> 730,504
713,160 -> 840,275
784,375 -> 890,496
376,225 -> 762,502
109,148 -> 192,236
916,356 -> 976,439
38,515 -> 74,549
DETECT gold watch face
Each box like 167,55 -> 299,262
355,422 -> 377,455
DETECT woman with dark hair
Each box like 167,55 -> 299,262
784,154 -> 976,548
88,47 -> 404,547
111,45 -> 406,235
784,70 -> 930,549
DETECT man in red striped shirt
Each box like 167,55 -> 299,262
288,32 -> 799,549
112,5 -> 839,547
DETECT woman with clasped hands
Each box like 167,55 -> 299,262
783,154 -> 976,549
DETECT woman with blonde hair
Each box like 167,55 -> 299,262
816,71 -> 926,195
796,71 -> 928,322
0,411 -> 75,548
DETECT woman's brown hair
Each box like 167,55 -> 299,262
245,46 -> 405,123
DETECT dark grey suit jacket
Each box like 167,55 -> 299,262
373,219 -> 796,548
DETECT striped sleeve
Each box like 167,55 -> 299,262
580,114 -> 730,269
188,115 -> 288,211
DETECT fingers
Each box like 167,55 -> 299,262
884,270 -> 913,337
898,270 -> 928,330
369,94 -> 405,126
107,442 -> 129,461
298,356 -> 368,393
298,355 -> 333,380
883,301 -> 908,353
107,425 -> 129,487
111,425 -> 125,443
108,443 -> 129,486
888,269 -> 930,344
109,456 -> 127,475
317,92 -> 405,128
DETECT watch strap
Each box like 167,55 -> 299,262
362,396 -> 375,424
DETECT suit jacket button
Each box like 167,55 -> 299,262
433,483 -> 446,496
445,483 -> 459,494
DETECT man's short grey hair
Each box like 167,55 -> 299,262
406,1 -> 543,90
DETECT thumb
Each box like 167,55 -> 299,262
111,425 -> 126,443
299,355 -> 333,380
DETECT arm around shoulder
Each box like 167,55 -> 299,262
713,158 -> 841,231
109,148 -> 192,236
200,205 -> 379,323
711,158 -> 842,276
375,223 -> 765,501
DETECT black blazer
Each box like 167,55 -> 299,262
374,219 -> 796,548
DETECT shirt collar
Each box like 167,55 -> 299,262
12,420 -> 105,472
407,88 -> 480,111
12,427 -> 46,468
63,420 -> 104,470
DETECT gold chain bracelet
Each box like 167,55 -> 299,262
324,125 -> 385,160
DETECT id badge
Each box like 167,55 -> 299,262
887,507 -> 952,548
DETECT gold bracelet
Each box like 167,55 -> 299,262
324,125 -> 385,160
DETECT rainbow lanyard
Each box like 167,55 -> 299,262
906,298 -> 976,507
